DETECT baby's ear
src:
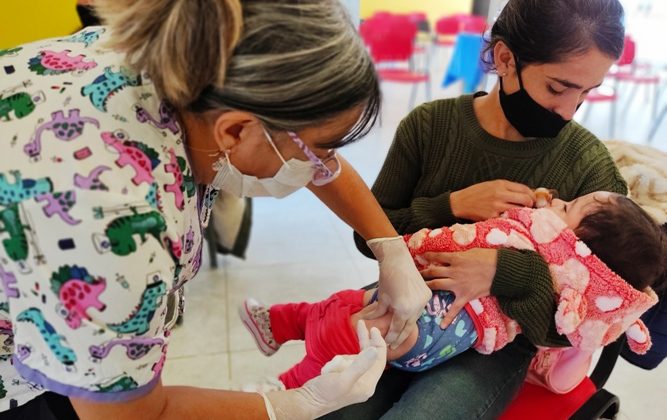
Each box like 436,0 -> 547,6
625,320 -> 652,355
554,287 -> 586,335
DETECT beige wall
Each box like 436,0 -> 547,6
361,0 -> 474,25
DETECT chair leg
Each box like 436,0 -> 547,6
610,98 -> 617,138
623,83 -> 639,116
205,225 -> 218,269
648,104 -> 667,143
570,389 -> 620,420
652,83 -> 659,121
409,84 -> 418,110
425,78 -> 432,102
582,102 -> 594,125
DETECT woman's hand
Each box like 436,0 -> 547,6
265,321 -> 387,420
450,180 -> 536,221
419,248 -> 498,328
365,236 -> 432,349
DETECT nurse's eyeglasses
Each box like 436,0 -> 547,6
263,129 -> 342,187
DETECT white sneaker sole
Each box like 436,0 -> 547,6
238,300 -> 278,357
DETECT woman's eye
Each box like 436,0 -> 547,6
548,85 -> 565,95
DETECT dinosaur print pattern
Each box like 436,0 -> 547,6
94,375 -> 138,393
134,101 -> 180,134
50,265 -> 107,329
101,130 -> 160,185
163,149 -> 184,210
81,66 -> 141,112
0,91 -> 45,121
0,171 -> 53,206
58,28 -> 106,48
105,210 -> 167,256
89,337 -> 163,361
16,308 -> 77,367
0,47 -> 22,57
35,191 -> 81,225
0,204 -> 30,262
73,165 -> 111,191
0,266 -> 19,299
28,50 -> 97,76
24,109 -> 99,159
0,26 -> 205,409
107,280 -> 166,335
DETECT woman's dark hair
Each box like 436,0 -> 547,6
575,195 -> 667,292
483,0 -> 625,69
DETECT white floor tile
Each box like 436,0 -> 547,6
228,345 -> 306,390
162,353 -> 230,389
603,357 -> 667,419
168,269 -> 227,358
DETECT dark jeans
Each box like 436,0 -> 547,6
0,392 -> 79,420
321,334 -> 536,420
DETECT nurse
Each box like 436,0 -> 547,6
0,0 -> 428,418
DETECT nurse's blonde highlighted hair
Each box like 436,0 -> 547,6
94,0 -> 380,147
94,0 -> 242,108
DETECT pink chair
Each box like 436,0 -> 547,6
361,15 -> 431,110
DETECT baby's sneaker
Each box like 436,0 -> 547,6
239,298 -> 280,356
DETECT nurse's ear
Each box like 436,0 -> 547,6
211,110 -> 261,154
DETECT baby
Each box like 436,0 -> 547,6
240,192 -> 666,389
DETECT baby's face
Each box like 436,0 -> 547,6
546,191 -> 615,229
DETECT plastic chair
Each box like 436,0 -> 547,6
610,35 -> 661,121
581,36 -> 636,137
360,15 -> 430,110
501,337 -> 625,420
459,15 -> 487,34
581,86 -> 618,137
434,15 -> 461,47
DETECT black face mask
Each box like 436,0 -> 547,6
498,60 -> 570,138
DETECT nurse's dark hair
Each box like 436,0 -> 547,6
94,0 -> 380,148
483,0 -> 625,70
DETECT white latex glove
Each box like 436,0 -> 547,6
366,236 -> 432,349
263,321 -> 386,420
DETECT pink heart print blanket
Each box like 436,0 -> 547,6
405,207 -> 658,355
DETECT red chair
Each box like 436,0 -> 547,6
609,35 -> 661,121
434,15 -> 461,47
501,338 -> 624,420
459,15 -> 487,34
581,36 -> 636,137
581,85 -> 618,137
361,15 -> 431,110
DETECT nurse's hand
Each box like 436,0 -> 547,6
365,236 -> 432,349
450,180 -> 536,221
264,321 -> 386,420
420,248 -> 497,328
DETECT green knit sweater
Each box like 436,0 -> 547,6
355,93 -> 628,347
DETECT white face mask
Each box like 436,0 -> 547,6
210,153 -> 315,198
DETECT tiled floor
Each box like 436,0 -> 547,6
162,50 -> 667,418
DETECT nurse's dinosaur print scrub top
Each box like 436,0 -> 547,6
0,27 -> 207,410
